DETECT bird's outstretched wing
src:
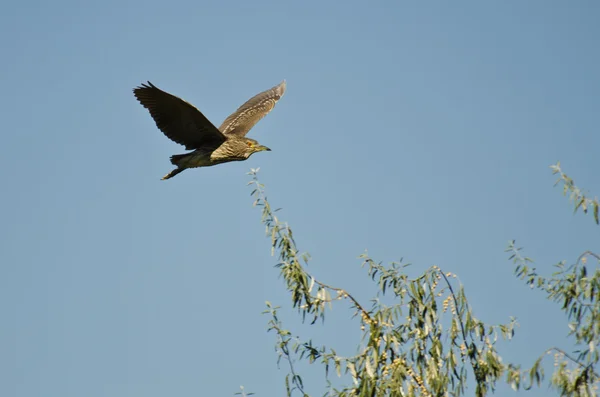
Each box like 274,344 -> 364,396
219,80 -> 286,137
133,82 -> 226,150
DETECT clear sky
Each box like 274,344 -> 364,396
1,1 -> 599,396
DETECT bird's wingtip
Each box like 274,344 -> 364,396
276,80 -> 287,96
133,81 -> 156,92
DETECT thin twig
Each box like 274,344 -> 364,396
439,270 -> 484,384
544,347 -> 600,379
576,251 -> 600,266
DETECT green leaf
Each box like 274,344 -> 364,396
347,362 -> 358,385
365,356 -> 375,378
285,374 -> 291,397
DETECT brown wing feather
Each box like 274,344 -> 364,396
219,80 -> 286,137
133,82 -> 226,150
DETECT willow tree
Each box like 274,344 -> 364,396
246,162 -> 598,397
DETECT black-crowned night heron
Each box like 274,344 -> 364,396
133,80 -> 286,180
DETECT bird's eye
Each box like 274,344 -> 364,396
247,142 -> 253,147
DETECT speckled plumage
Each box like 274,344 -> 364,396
133,80 -> 286,180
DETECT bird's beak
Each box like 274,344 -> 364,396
257,145 -> 271,152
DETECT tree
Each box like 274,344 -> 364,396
246,162 -> 599,397
506,162 -> 600,396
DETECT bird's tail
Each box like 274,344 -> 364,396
161,168 -> 184,180
170,154 -> 188,165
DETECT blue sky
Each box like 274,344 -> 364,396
1,1 -> 599,396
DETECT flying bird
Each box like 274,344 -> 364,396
133,80 -> 286,180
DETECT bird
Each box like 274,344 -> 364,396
133,80 -> 286,180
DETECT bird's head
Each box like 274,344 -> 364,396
241,138 -> 271,158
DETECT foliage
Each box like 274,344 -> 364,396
507,244 -> 600,396
506,164 -> 600,396
551,162 -> 599,225
246,163 -> 598,396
